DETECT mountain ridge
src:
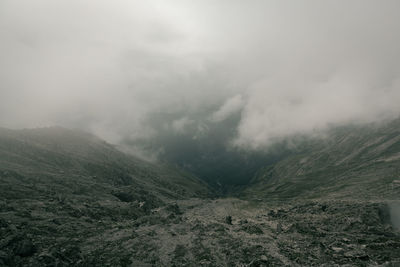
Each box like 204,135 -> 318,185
0,126 -> 213,200
241,119 -> 400,201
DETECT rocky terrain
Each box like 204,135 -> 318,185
242,119 -> 400,202
1,196 -> 399,266
0,125 -> 400,266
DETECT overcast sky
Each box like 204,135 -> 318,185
1,0 -> 400,150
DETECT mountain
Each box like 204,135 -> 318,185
0,124 -> 399,266
124,113 -> 291,192
0,127 -> 213,266
0,126 -> 212,200
241,119 -> 400,201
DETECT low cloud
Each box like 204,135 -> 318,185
0,0 -> 400,152
210,95 -> 244,123
235,73 -> 400,149
171,117 -> 194,135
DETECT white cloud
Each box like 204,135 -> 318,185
171,117 -> 194,134
210,95 -> 244,122
0,0 -> 400,150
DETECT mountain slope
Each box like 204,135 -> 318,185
241,119 -> 400,201
0,127 -> 213,266
0,126 -> 212,200
1,125 -> 399,266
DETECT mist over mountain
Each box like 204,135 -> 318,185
1,0 -> 400,153
121,111 -> 293,191
1,1 -> 400,266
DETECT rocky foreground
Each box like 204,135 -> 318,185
1,196 -> 399,266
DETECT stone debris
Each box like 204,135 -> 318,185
1,196 -> 399,266
225,215 -> 232,225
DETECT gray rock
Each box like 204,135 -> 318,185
225,215 -> 232,225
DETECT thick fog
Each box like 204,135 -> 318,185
1,0 -> 400,152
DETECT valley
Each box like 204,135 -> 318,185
0,123 -> 399,266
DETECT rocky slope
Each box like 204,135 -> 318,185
0,124 -> 400,266
0,127 -> 212,266
0,127 -> 212,200
105,198 -> 399,266
241,119 -> 400,201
